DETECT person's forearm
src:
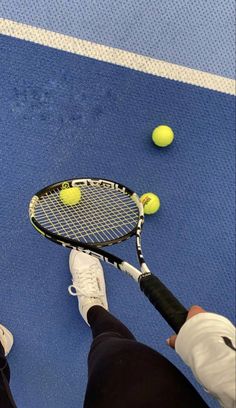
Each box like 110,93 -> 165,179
175,313 -> 236,407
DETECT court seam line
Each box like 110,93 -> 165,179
0,18 -> 235,96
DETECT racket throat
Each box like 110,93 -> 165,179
120,262 -> 150,282
136,232 -> 151,276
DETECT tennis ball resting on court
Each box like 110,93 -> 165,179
152,125 -> 174,147
59,187 -> 81,206
140,193 -> 160,215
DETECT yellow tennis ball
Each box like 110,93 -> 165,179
140,192 -> 160,215
152,125 -> 174,147
59,187 -> 81,206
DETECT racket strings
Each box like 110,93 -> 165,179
38,189 -> 136,234
46,187 -> 137,221
39,196 -> 133,243
33,185 -> 139,244
43,187 -> 138,241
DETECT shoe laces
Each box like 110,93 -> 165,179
68,264 -> 102,298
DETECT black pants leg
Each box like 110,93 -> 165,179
84,306 -> 209,408
0,343 -> 17,408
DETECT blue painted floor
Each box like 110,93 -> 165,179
1,0 -> 235,77
0,34 -> 235,407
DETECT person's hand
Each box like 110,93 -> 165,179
167,305 -> 206,349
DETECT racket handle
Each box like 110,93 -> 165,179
139,274 -> 188,333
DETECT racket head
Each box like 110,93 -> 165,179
29,178 -> 144,249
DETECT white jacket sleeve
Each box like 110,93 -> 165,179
175,313 -> 236,408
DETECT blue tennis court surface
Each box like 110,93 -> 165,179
0,5 -> 235,408
1,0 -> 235,78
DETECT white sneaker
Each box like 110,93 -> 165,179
0,325 -> 14,356
68,250 -> 108,324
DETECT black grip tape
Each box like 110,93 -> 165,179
140,274 -> 188,333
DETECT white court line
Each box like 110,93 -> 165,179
0,18 -> 235,96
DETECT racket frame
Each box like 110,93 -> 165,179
29,178 -> 150,282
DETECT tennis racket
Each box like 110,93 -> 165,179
29,178 -> 188,333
